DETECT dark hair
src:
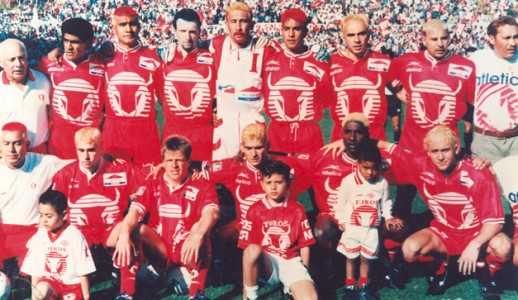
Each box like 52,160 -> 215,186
161,135 -> 192,160
260,160 -> 291,183
487,16 -> 518,37
465,46 -> 477,54
39,190 -> 68,215
173,8 -> 201,30
61,18 -> 94,43
356,139 -> 382,167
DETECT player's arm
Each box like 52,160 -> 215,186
31,276 -> 42,300
80,275 -> 90,300
300,246 -> 310,268
181,206 -> 219,265
335,178 -> 349,231
459,223 -> 502,275
113,205 -> 141,267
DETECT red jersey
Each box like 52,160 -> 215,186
388,51 -> 475,151
329,50 -> 390,140
132,174 -> 218,252
238,197 -> 315,259
387,144 -> 504,232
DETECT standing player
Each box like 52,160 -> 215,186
37,18 -> 106,159
239,160 -> 317,300
263,8 -> 330,154
159,9 -> 216,161
114,136 -> 219,299
21,190 -> 96,300
104,6 -> 162,165
470,16 -> 518,163
0,39 -> 50,154
329,14 -> 391,141
378,125 -> 511,296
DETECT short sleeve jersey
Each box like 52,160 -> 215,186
238,197 -> 315,259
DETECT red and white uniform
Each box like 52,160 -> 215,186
330,50 -> 391,141
37,56 -> 106,159
104,43 -> 163,165
386,144 -> 504,254
210,36 -> 276,159
21,224 -> 96,299
0,69 -> 50,149
160,48 -> 216,161
52,159 -> 138,246
238,197 -> 315,259
131,173 -> 218,262
263,48 -> 330,153
493,155 -> 518,238
388,51 -> 475,151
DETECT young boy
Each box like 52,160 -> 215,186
21,190 -> 96,300
335,140 -> 403,299
238,160 -> 317,300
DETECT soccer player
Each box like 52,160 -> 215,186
0,122 -> 71,273
470,16 -> 518,163
103,6 -> 163,166
114,135 -> 219,299
0,39 -> 50,154
52,127 -> 142,298
159,8 -> 216,161
378,125 -> 511,296
335,140 -> 402,300
329,14 -> 392,141
21,190 -> 96,300
262,8 -> 330,154
37,18 -> 105,159
239,160 -> 317,300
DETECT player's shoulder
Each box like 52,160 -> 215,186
448,53 -> 475,67
30,68 -> 51,84
469,48 -> 492,61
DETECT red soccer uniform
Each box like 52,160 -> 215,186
238,197 -> 315,259
159,48 -> 216,161
263,49 -> 330,154
388,51 -> 476,151
329,50 -> 391,141
104,43 -> 163,165
37,57 -> 106,159
52,159 -> 138,246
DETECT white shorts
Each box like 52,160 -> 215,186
337,225 -> 379,260
262,253 -> 313,292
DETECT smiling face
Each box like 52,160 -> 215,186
281,18 -> 307,54
489,24 -> 518,60
261,172 -> 289,204
112,14 -> 140,49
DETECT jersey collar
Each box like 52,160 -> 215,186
424,50 -> 453,65
1,69 -> 35,85
283,47 -> 311,59
261,194 -> 289,208
47,222 -> 69,243
340,48 -> 371,63
116,42 -> 142,53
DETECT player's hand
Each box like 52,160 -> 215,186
191,169 -> 202,180
385,217 -> 404,232
338,223 -> 346,231
311,44 -> 330,62
158,42 -> 177,63
181,232 -> 204,265
113,235 -> 135,267
458,240 -> 481,275
321,139 -> 345,159
146,162 -> 165,180
48,48 -> 63,66
471,156 -> 490,170
396,87 -> 409,104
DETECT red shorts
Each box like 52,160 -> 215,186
429,221 -> 480,256
162,123 -> 214,161
103,118 -> 161,166
48,125 -> 94,159
331,121 -> 386,142
268,121 -> 323,154
38,277 -> 83,300
80,223 -> 119,248
0,224 -> 38,266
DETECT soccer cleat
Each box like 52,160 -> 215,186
114,292 -> 133,300
342,285 -> 358,300
358,284 -> 380,300
426,271 -> 448,296
385,267 -> 408,290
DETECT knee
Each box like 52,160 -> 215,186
401,238 -> 420,263
243,244 -> 262,264
313,218 -> 338,248
488,233 -> 512,259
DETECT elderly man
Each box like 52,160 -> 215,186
0,39 -> 50,154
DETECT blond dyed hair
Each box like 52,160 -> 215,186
423,125 -> 459,150
75,127 -> 102,147
340,14 -> 370,32
422,19 -> 449,36
341,113 -> 370,128
241,123 -> 266,143
226,2 -> 253,21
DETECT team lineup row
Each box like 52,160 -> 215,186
0,2 -> 517,300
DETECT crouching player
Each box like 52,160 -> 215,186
335,140 -> 402,300
239,160 -> 317,300
21,190 -> 96,300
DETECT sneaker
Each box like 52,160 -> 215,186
114,292 -> 133,300
189,290 -> 207,300
358,284 -> 380,300
385,267 -> 407,290
342,285 -> 358,300
426,272 -> 448,296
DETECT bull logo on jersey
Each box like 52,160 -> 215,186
163,69 -> 213,119
45,251 -> 68,278
333,74 -> 383,122
236,186 -> 264,221
68,189 -> 121,226
51,77 -> 101,126
261,221 -> 291,255
350,201 -> 379,227
267,74 -> 316,121
424,187 -> 478,229
324,178 -> 339,213
475,83 -> 518,131
409,75 -> 462,128
107,72 -> 153,117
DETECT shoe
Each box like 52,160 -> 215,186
111,266 -> 121,288
479,279 -> 503,300
280,292 -> 293,300
114,292 -> 133,300
385,267 -> 407,290
342,285 -> 358,300
358,284 -> 380,300
189,290 -> 207,300
426,271 -> 448,296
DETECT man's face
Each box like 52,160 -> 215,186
175,19 -> 200,52
342,19 -> 369,58
281,18 -> 307,54
113,15 -> 140,49
342,121 -> 368,158
261,173 -> 289,203
358,160 -> 379,183
241,138 -> 267,168
75,140 -> 102,173
489,24 -> 518,60
163,150 -> 190,184
1,43 -> 28,84
1,130 -> 28,169
226,9 -> 253,47
422,28 -> 449,60
63,33 -> 90,63
426,136 -> 458,174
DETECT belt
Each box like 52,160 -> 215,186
474,126 -> 518,139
